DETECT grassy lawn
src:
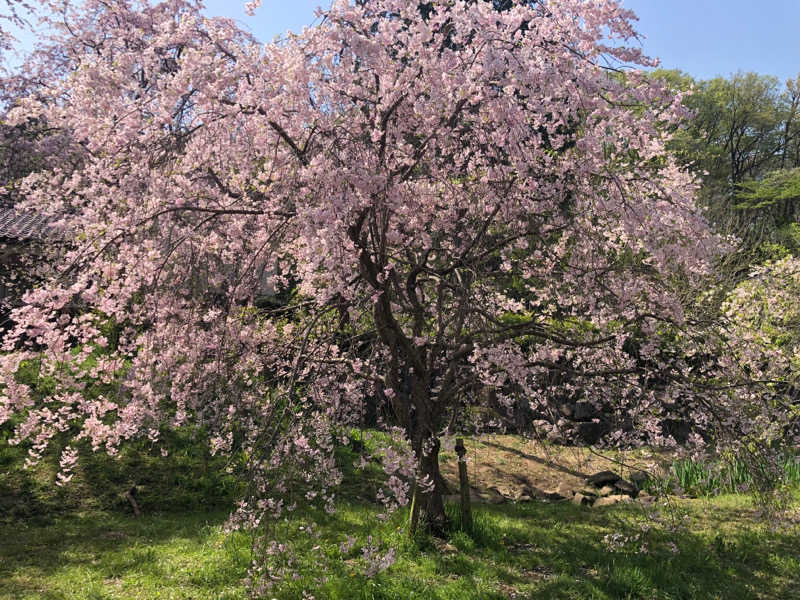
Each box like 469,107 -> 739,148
2,431 -> 799,599
2,494 -> 799,600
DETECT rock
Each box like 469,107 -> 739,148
545,429 -> 564,443
597,485 -> 616,497
586,470 -> 621,487
592,494 -> 632,508
487,487 -> 507,504
578,487 -> 599,498
433,539 -> 458,554
518,495 -> 532,502
661,418 -> 691,444
571,493 -> 592,506
523,485 -> 569,502
542,489 -> 570,502
559,400 -> 598,421
491,485 -> 519,501
556,482 -> 576,498
614,479 -> 638,498
469,486 -> 491,503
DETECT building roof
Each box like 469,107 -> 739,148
0,207 -> 54,241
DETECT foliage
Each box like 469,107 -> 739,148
662,70 -> 800,198
737,168 -> 800,210
734,168 -> 800,261
724,255 -> 800,358
655,70 -> 800,272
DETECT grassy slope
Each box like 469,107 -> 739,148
1,436 -> 799,600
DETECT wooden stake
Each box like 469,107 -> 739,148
125,486 -> 141,517
454,438 -> 472,531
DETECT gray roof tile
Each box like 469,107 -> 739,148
0,208 -> 54,241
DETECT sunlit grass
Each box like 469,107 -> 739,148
0,510 -> 249,600
1,494 -> 799,600
2,432 -> 799,599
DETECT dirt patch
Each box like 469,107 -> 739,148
438,434 -> 672,500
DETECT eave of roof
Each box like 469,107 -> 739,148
0,207 -> 54,242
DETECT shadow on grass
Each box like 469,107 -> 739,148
1,498 -> 798,600
300,499 -> 800,600
451,501 -> 799,600
0,429 -> 241,524
0,509 -> 247,599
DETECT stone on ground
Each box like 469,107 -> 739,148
586,470 -> 621,487
593,494 -> 633,508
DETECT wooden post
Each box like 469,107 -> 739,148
408,479 -> 420,535
125,485 -> 141,517
454,438 -> 472,531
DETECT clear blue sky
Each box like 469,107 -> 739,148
623,0 -> 800,83
202,0 -> 800,84
4,1 -> 800,83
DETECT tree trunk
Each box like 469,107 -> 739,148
409,436 -> 448,536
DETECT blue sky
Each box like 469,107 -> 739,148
4,1 -> 800,83
623,0 -> 800,83
205,0 -> 800,83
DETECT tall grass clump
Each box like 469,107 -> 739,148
656,453 -> 800,497
443,501 -> 499,548
784,454 -> 800,484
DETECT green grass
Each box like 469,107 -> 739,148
0,427 -> 242,521
2,431 -> 799,599
0,509 -> 250,600
642,455 -> 800,498
1,495 -> 799,599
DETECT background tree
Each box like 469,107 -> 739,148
658,70 -> 800,254
610,70 -> 800,506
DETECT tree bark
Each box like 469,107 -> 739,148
409,435 -> 448,536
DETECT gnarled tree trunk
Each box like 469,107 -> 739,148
408,435 -> 448,536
